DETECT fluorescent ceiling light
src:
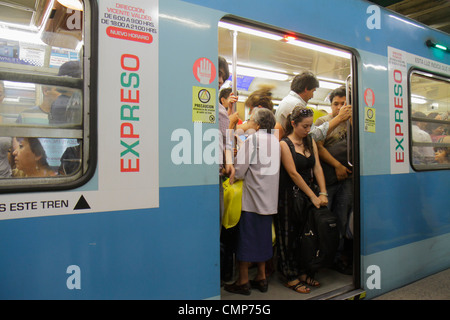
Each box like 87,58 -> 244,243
411,95 -> 427,104
219,21 -> 350,59
235,65 -> 289,81
231,62 -> 288,75
319,81 -> 342,90
4,81 -> 36,90
286,39 -> 351,59
228,64 -> 346,84
0,28 -> 45,46
57,0 -> 83,11
3,97 -> 20,103
218,21 -> 283,41
317,76 -> 346,84
0,21 -> 38,31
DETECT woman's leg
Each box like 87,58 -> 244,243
255,262 -> 266,281
238,261 -> 250,285
299,273 -> 320,287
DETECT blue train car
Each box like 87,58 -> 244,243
0,0 -> 448,300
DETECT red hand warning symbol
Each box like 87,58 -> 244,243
193,57 -> 216,84
364,88 -> 375,107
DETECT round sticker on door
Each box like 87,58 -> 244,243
193,57 -> 216,85
364,88 -> 375,107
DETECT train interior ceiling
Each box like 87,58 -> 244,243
218,20 -> 449,155
218,20 -> 352,119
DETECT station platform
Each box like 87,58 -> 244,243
373,268 -> 450,300
221,267 -> 450,300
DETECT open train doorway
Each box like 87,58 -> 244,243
218,18 -> 360,300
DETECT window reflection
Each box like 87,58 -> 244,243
0,1 -> 87,187
8,137 -> 81,178
1,81 -> 82,127
13,137 -> 56,177
410,72 -> 450,170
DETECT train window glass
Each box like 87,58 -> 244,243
0,0 -> 90,187
410,71 -> 450,170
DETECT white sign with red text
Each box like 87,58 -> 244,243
388,46 -> 449,174
0,0 -> 159,221
97,0 -> 159,211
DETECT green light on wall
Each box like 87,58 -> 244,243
426,40 -> 448,52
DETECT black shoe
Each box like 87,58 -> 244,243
332,260 -> 353,275
224,281 -> 251,295
250,279 -> 268,292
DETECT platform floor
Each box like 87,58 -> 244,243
221,267 -> 450,300
373,268 -> 450,300
221,267 -> 353,300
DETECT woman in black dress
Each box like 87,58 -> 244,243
275,106 -> 328,294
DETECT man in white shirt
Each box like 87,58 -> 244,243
274,71 -> 351,141
412,111 -> 435,164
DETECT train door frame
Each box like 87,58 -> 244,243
350,52 -> 362,293
218,16 -> 363,299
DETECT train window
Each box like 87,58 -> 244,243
0,0 -> 93,188
410,71 -> 450,170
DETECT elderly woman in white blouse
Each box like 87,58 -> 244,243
224,108 -> 280,296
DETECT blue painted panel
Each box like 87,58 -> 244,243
361,172 -> 450,256
362,233 -> 450,299
357,50 -> 392,176
159,1 -> 224,188
0,185 -> 219,299
181,0 -> 449,65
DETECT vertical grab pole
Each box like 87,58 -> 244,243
232,30 -> 238,113
346,74 -> 353,167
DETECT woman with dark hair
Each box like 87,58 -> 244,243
435,135 -> 450,164
274,105 -> 328,294
13,138 -> 56,177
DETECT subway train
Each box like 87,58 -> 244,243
0,0 -> 448,300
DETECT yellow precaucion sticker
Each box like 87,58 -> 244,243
192,86 -> 216,123
364,107 -> 376,133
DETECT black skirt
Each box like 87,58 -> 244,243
236,211 -> 273,263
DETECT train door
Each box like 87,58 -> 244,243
218,19 -> 362,299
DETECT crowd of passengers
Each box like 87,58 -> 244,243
217,56 -> 449,296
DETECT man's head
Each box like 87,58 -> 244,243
413,111 -> 428,130
218,56 -> 229,89
329,86 -> 346,117
290,71 -> 319,102
58,61 -> 81,78
219,87 -> 232,109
